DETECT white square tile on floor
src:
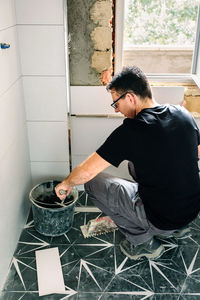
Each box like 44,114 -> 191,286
35,247 -> 65,296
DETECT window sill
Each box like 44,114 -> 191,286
148,74 -> 194,84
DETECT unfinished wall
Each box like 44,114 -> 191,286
184,85 -> 200,115
67,0 -> 113,85
67,0 -> 200,113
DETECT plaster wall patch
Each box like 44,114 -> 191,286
91,51 -> 112,73
91,27 -> 112,51
90,0 -> 112,27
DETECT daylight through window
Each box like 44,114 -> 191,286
123,0 -> 199,74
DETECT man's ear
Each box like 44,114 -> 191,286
129,93 -> 136,105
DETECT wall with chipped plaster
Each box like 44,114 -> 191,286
67,0 -> 113,85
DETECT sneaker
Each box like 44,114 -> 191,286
119,238 -> 164,260
172,226 -> 191,239
156,225 -> 191,240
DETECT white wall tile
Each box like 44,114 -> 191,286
27,122 -> 69,161
31,162 -> 69,187
23,76 -> 68,121
0,128 -> 31,210
0,80 -> 26,159
71,116 -> 124,155
15,0 -> 63,25
0,125 -> 31,289
70,86 -> 185,115
70,86 -> 114,115
151,86 -> 185,104
0,0 -> 16,30
0,26 -> 21,96
17,25 -> 65,75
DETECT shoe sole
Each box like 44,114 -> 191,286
119,244 -> 165,260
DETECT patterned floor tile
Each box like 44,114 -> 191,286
2,192 -> 200,299
0,291 -> 77,299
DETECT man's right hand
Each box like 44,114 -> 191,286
55,181 -> 73,200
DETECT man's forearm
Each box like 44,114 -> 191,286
55,152 -> 110,199
63,165 -> 93,187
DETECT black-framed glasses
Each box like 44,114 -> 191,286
111,92 -> 128,109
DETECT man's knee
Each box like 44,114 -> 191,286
84,172 -> 111,195
84,173 -> 103,194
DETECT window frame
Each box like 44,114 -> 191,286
192,4 -> 200,87
115,0 -> 199,85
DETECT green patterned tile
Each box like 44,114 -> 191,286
3,209 -> 200,300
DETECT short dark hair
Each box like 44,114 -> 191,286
106,66 -> 152,99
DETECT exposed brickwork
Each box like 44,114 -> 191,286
90,0 -> 113,84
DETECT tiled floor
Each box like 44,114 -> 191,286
1,192 -> 200,299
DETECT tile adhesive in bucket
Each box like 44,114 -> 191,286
29,180 -> 78,236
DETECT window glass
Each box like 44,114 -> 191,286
123,0 -> 199,74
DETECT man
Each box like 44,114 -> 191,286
55,66 -> 200,260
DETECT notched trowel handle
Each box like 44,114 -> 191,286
59,189 -> 67,195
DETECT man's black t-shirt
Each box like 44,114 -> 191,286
96,105 -> 200,230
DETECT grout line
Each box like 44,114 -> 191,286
0,76 -> 22,99
0,24 -> 16,32
75,207 -> 101,213
22,75 -> 65,77
17,24 -> 63,26
30,161 -> 69,163
26,120 -> 67,122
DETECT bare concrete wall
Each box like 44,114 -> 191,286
67,0 -> 113,86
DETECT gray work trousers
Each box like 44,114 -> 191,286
84,171 -> 176,246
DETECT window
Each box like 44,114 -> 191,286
115,0 -> 200,84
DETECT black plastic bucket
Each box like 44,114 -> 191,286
29,180 -> 78,236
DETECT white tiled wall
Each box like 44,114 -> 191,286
71,117 -> 122,155
31,162 -> 70,185
17,26 -> 65,76
0,26 -> 21,96
15,0 -> 64,24
0,0 -> 32,289
0,0 -> 16,30
70,86 -> 185,115
15,0 -> 70,186
27,122 -> 69,161
23,77 -> 67,121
